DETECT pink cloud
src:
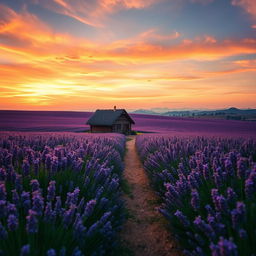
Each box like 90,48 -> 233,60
231,0 -> 256,19
32,0 -> 162,27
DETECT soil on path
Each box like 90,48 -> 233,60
120,136 -> 180,256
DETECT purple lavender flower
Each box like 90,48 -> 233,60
207,214 -> 226,234
191,189 -> 200,211
100,221 -> 112,238
108,178 -> 119,192
21,191 -> 31,213
73,215 -> 86,241
30,179 -> 40,192
245,177 -> 255,199
32,190 -> 44,216
15,174 -> 23,192
7,214 -> 18,231
50,156 -> 58,174
69,188 -> 80,205
187,173 -> 199,189
63,204 -> 76,227
26,210 -> 38,234
22,159 -> 30,176
202,164 -> 210,180
84,199 -> 96,218
165,183 -> 179,200
194,216 -> 216,240
60,247 -> 66,256
84,177 -> 90,187
11,189 -> 20,206
0,168 -> 6,181
7,203 -> 18,216
60,157 -> 67,170
74,158 -> 84,172
5,153 -> 13,166
33,158 -> 40,176
218,237 -> 238,256
47,249 -> 56,256
54,196 -> 63,216
0,200 -> 6,218
189,157 -> 197,169
174,210 -> 190,227
211,188 -> 220,209
231,209 -> 240,230
86,221 -> 100,237
224,158 -> 234,176
216,195 -> 228,213
47,180 -> 56,201
205,204 -> 214,215
44,202 -> 56,223
45,154 -> 52,171
99,211 -> 111,225
210,242 -> 220,256
0,221 -> 7,239
72,248 -> 84,256
226,187 -> 237,205
239,229 -> 247,239
213,173 -> 223,188
0,184 -> 6,200
20,244 -> 30,256
236,202 -> 246,221
77,197 -> 85,213
237,158 -> 247,179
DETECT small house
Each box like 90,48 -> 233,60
86,107 -> 135,134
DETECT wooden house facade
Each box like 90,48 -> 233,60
86,108 -> 135,134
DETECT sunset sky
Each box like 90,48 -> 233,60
0,0 -> 256,111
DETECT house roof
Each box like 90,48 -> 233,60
86,109 -> 135,126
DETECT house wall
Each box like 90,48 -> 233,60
112,114 -> 131,134
91,125 -> 112,133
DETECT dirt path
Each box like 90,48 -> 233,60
120,136 -> 180,256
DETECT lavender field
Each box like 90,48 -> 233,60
1,111 -> 256,255
0,132 -> 125,255
1,110 -> 256,137
136,135 -> 256,255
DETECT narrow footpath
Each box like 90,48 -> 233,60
120,136 -> 180,256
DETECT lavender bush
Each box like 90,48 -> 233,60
0,132 -> 126,256
136,135 -> 256,256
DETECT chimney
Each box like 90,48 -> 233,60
114,106 -> 116,111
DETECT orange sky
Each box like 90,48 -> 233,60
0,0 -> 256,111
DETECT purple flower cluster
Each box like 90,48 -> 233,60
0,132 -> 126,255
136,135 -> 256,255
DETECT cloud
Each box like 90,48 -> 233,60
32,0 -> 162,27
2,5 -> 255,65
0,3 -> 256,110
231,0 -> 256,19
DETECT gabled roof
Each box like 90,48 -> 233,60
86,109 -> 135,126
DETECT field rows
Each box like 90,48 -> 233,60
0,132 -> 255,255
136,135 -> 256,256
0,132 -> 126,256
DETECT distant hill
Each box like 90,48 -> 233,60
132,107 -> 256,121
132,109 -> 160,115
